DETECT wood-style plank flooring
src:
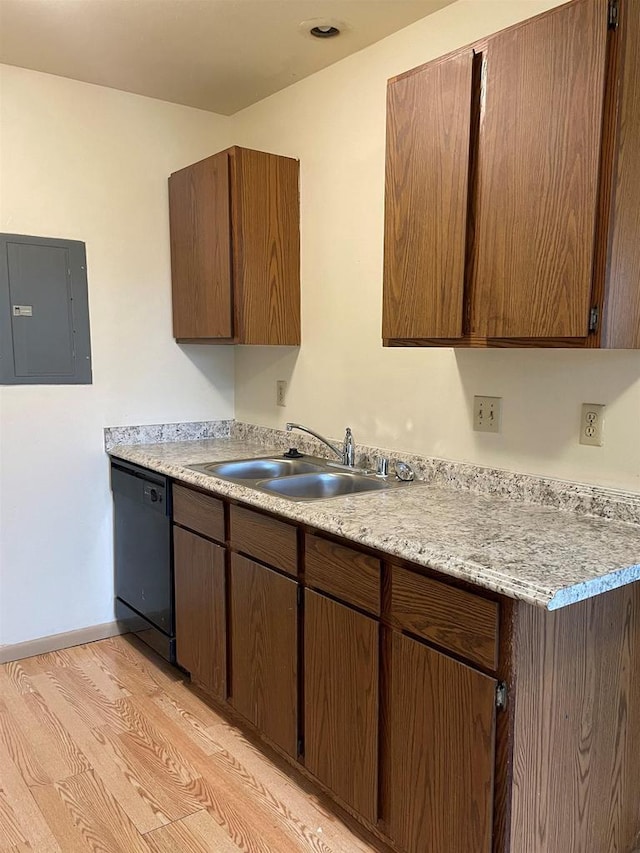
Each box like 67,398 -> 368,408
0,635 -> 380,852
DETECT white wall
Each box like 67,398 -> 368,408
231,0 -> 640,492
0,66 -> 234,645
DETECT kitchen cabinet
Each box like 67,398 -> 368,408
157,477 -> 639,853
386,631 -> 496,853
173,526 -> 226,698
172,485 -> 227,698
383,0 -> 640,347
229,553 -> 298,757
169,145 -> 300,345
304,590 -> 379,823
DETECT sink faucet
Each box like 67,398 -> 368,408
286,422 -> 355,467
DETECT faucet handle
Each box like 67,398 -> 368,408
343,427 -> 355,467
376,456 -> 389,477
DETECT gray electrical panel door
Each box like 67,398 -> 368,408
0,233 -> 92,384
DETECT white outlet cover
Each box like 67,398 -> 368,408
580,403 -> 605,447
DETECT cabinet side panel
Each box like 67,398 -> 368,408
229,554 -> 298,757
388,632 -> 496,853
604,0 -> 640,348
382,51 -> 473,340
231,148 -> 300,345
169,152 -> 233,339
510,586 -> 640,852
174,527 -> 226,698
304,591 -> 379,823
471,0 -> 608,338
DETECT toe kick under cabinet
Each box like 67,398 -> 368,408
169,480 -> 640,853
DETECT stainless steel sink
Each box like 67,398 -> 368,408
257,471 -> 391,500
187,454 -> 416,502
193,457 -> 324,479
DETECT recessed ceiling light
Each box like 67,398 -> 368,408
299,18 -> 345,40
310,24 -> 340,38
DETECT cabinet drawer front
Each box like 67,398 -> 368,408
391,567 -> 499,670
173,484 -> 225,542
305,534 -> 380,615
230,505 -> 297,577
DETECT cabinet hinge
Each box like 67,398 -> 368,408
496,682 -> 508,711
589,306 -> 599,334
297,737 -> 304,756
608,0 -> 619,30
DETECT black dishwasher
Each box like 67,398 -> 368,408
111,459 -> 175,663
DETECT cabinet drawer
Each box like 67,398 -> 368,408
230,505 -> 297,577
305,534 -> 380,616
173,484 -> 225,542
391,567 -> 499,671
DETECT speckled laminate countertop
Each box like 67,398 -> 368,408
108,437 -> 640,611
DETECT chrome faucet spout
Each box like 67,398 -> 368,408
286,422 -> 355,467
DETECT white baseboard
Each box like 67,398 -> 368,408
0,621 -> 126,664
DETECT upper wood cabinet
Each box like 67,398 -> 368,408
383,0 -> 640,348
169,146 -> 300,345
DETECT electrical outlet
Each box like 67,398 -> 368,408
580,403 -> 605,446
276,380 -> 288,407
473,396 -> 502,433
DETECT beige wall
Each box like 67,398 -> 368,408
232,0 -> 640,492
0,66 -> 234,645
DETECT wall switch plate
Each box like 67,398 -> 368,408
473,396 -> 502,433
580,403 -> 605,446
276,380 -> 288,407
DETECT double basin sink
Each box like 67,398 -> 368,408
187,454 -> 414,501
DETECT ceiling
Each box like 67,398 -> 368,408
0,0 -> 455,115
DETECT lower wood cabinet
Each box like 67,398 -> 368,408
173,525 -> 226,699
304,590 -> 379,823
387,631 -> 497,853
229,553 -> 298,757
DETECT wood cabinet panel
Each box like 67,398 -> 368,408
304,591 -> 379,823
230,147 -> 300,345
510,586 -> 640,853
470,0 -> 608,338
388,631 -> 496,853
391,566 -> 499,670
169,151 -> 232,339
604,0 -> 640,348
173,484 -> 225,543
305,534 -> 381,615
174,526 -> 226,698
229,554 -> 298,757
229,504 -> 297,577
383,49 -> 473,340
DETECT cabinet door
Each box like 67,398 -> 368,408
383,48 -> 474,340
229,554 -> 298,757
470,0 -> 608,338
169,150 -> 233,340
388,632 -> 496,853
304,591 -> 379,823
174,526 -> 226,699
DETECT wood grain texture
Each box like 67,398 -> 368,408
230,504 -> 297,577
0,635 -> 382,853
470,0 -> 608,338
388,631 -> 496,853
230,147 -> 300,345
173,483 -> 225,542
384,334 -> 593,348
382,49 -> 473,340
169,150 -> 233,340
304,591 -> 379,824
604,0 -> 640,348
390,565 -> 499,670
229,554 -> 298,757
174,525 -> 227,699
510,583 -> 640,853
305,535 -> 381,616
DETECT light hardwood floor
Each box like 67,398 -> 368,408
0,635 -> 381,852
